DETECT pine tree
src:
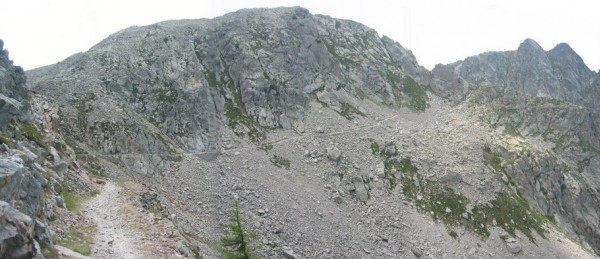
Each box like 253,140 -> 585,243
221,200 -> 256,259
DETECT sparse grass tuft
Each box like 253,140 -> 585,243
259,144 -> 273,152
339,102 -> 365,120
20,122 -> 47,147
482,145 -> 504,172
324,40 -> 357,68
40,241 -> 59,258
55,225 -> 96,256
51,141 -> 67,155
62,189 -> 98,212
503,124 -> 522,137
401,76 -> 429,111
48,214 -> 59,222
0,132 -> 11,147
270,155 -> 291,169
370,142 -> 380,155
385,70 -> 402,86
449,230 -> 458,239
225,100 -> 265,144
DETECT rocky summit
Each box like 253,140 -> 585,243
0,6 -> 598,258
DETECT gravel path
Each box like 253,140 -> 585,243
84,182 -> 142,259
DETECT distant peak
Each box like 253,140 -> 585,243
517,38 -> 544,52
550,42 -> 576,54
549,42 -> 588,70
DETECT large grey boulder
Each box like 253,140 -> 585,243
0,201 -> 43,259
0,157 -> 43,219
0,157 -> 26,204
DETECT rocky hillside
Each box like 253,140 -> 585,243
23,7 -> 600,258
27,7 -> 430,176
431,38 -> 600,255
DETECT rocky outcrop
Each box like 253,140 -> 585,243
0,156 -> 43,219
0,39 -> 30,129
0,201 -> 42,259
1,40 -> 97,259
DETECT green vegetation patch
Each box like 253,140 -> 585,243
270,155 -> 291,169
370,142 -> 380,155
20,122 -> 47,147
54,225 -> 96,256
401,76 -> 429,111
209,61 -> 266,144
385,72 -> 429,111
385,70 -> 403,86
503,124 -> 522,137
482,145 -> 504,172
468,194 -> 547,240
51,141 -> 67,155
338,102 -> 365,120
225,100 -> 265,143
259,144 -> 273,152
40,241 -> 59,258
221,200 -> 258,259
324,39 -> 357,68
0,132 -> 11,147
48,214 -> 59,222
62,189 -> 99,212
371,141 -> 547,241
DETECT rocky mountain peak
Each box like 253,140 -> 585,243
430,37 -> 598,104
548,42 -> 591,91
516,38 -> 544,54
550,42 -> 577,56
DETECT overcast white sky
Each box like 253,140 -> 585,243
1,0 -> 598,71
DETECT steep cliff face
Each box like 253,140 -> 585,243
431,38 -> 600,254
0,39 -> 30,128
27,7 -> 429,175
1,40 -> 96,258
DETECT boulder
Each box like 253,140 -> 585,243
326,147 -> 342,163
282,246 -> 298,259
506,242 -> 522,254
0,157 -> 25,202
352,176 -> 369,202
0,201 -> 42,259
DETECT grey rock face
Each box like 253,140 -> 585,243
431,38 -> 599,107
27,7 -> 428,174
0,157 -> 26,202
0,156 -> 44,219
0,39 -> 30,128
